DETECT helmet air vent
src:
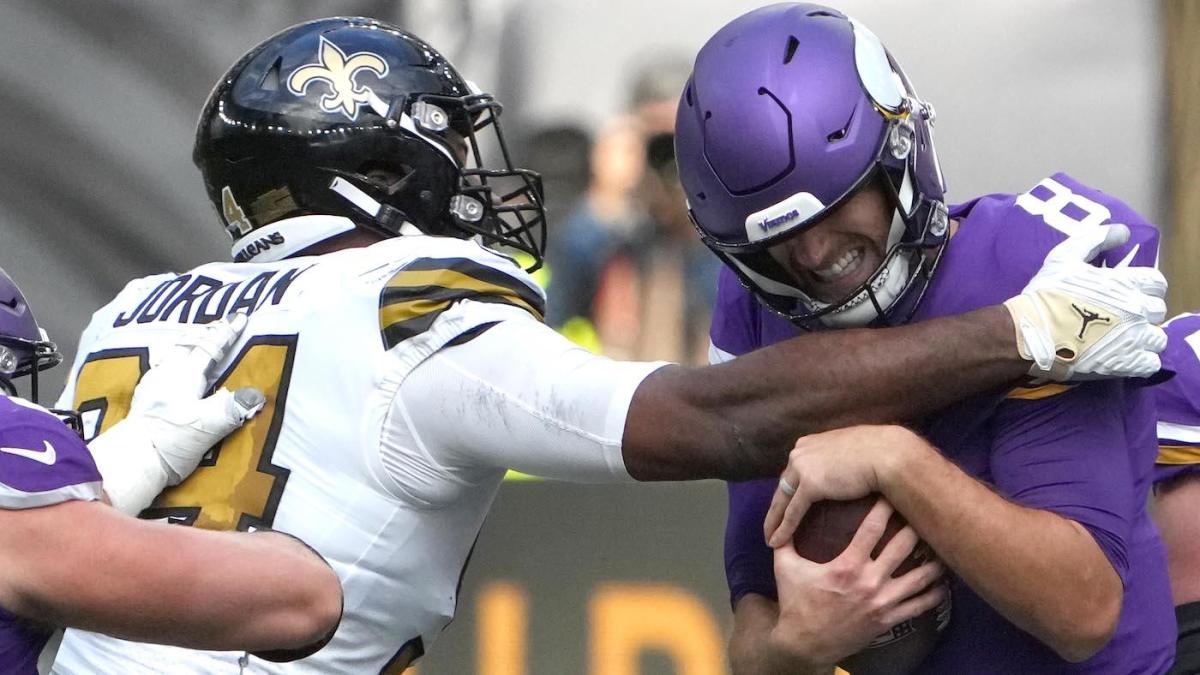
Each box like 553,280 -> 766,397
260,56 -> 285,91
783,36 -> 800,65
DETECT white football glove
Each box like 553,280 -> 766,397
89,313 -> 266,515
1003,224 -> 1168,382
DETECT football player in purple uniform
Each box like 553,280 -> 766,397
1152,314 -> 1200,674
0,268 -> 343,674
676,4 -> 1176,673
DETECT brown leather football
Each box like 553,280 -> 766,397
792,495 -> 950,675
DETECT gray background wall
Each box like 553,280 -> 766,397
0,2 -> 1165,673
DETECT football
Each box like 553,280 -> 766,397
792,495 -> 950,675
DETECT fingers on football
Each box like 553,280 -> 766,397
765,482 -> 812,549
879,576 -> 948,628
845,498 -> 895,560
872,523 -> 919,576
772,536 -> 819,576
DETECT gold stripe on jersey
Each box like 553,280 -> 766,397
1005,383 -> 1075,400
1158,444 -> 1200,465
379,258 -> 545,349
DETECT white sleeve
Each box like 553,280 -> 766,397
394,317 -> 669,483
708,340 -> 737,365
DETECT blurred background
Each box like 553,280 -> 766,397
1,1 -> 1195,673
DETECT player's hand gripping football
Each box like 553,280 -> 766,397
765,424 -> 915,549
88,313 -> 266,515
1003,223 -> 1168,381
768,499 -> 947,669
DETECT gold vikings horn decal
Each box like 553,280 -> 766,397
287,36 -> 389,121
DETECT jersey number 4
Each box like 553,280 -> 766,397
72,336 -> 298,531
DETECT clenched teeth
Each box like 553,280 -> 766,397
813,247 -> 862,281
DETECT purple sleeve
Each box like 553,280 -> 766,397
0,400 -> 102,510
709,266 -> 762,357
712,269 -> 779,605
725,479 -> 779,607
986,382 -> 1142,584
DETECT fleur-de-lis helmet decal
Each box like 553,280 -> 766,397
195,17 -> 548,271
287,36 -> 389,120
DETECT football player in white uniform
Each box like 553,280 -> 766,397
50,17 -> 1169,674
0,271 -> 342,672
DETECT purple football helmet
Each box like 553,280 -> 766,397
676,3 -> 948,328
0,267 -> 62,400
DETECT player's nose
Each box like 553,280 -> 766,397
778,224 -> 838,274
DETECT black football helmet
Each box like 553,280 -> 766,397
195,17 -> 546,269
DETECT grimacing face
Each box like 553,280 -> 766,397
766,179 -> 893,304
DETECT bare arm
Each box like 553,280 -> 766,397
624,306 -> 1024,480
0,500 -> 342,654
730,594 -> 832,675
765,424 -> 1122,662
875,431 -> 1120,661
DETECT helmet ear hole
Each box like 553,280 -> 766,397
358,161 -> 414,195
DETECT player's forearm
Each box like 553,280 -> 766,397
877,437 -> 1121,661
623,306 -> 1025,481
6,501 -> 342,652
730,595 -> 834,675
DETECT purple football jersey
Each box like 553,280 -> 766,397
0,395 -> 102,674
1154,313 -> 1200,484
715,174 -> 1175,673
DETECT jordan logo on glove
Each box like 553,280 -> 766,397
1071,304 -> 1112,340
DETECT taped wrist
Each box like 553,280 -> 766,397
87,419 -> 172,516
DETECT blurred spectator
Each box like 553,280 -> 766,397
521,124 -> 592,222
543,116 -> 645,349
629,131 -> 721,364
542,56 -> 719,364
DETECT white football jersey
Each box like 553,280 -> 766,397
51,233 -> 660,674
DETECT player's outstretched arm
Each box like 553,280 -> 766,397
625,305 -> 1019,480
623,224 -> 1166,481
397,227 -> 1164,487
0,499 -> 342,656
